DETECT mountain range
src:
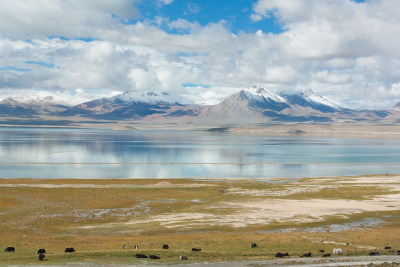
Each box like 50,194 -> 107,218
0,86 -> 399,125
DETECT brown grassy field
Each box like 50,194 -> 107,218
0,175 -> 400,265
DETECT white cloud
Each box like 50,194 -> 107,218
386,83 -> 400,98
0,0 -> 400,109
160,0 -> 174,5
313,70 -> 351,85
252,0 -> 312,24
168,19 -> 200,32
0,0 -> 139,39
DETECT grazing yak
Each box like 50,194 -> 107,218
250,243 -> 258,248
275,252 -> 284,258
318,250 -> 324,253
65,248 -> 75,253
275,252 -> 289,258
135,253 -> 148,258
323,253 -> 331,257
180,256 -> 188,260
192,248 -> 201,252
5,247 -> 15,252
385,246 -> 392,249
38,253 -> 45,261
397,250 -> 400,255
301,252 -> 311,257
369,251 -> 380,256
149,255 -> 160,259
333,248 -> 342,255
162,244 -> 169,249
36,249 -> 46,254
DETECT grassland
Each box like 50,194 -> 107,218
0,175 -> 400,265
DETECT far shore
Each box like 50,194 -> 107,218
229,124 -> 400,139
2,122 -> 400,139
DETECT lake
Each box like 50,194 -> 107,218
0,127 -> 400,179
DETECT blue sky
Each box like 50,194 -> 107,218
135,0 -> 283,34
0,0 -> 399,109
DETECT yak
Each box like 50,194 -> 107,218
38,253 -> 45,261
36,249 -> 46,254
149,255 -> 160,259
5,247 -> 15,252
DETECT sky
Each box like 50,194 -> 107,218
0,0 -> 400,109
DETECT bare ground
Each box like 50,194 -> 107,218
1,175 -> 400,265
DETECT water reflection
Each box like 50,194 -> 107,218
0,128 -> 400,178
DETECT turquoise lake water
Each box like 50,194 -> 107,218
0,127 -> 400,179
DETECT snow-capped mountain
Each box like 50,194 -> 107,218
282,89 -> 343,113
0,95 -> 71,116
240,86 -> 290,111
200,86 -> 290,121
108,90 -> 192,105
201,87 -> 349,123
1,87 -> 399,125
62,90 -> 201,120
242,86 -> 286,103
1,95 -> 60,104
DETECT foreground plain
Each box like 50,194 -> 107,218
1,175 -> 400,265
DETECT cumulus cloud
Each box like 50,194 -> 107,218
313,71 -> 351,85
248,0 -> 400,107
0,0 -> 400,108
159,0 -> 174,5
0,0 -> 139,39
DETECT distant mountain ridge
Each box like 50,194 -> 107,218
1,87 -> 400,125
200,86 -> 346,122
0,96 -> 71,116
282,89 -> 342,113
109,90 -> 191,105
60,90 -> 201,120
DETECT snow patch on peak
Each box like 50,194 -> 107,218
391,102 -> 400,111
1,95 -> 66,105
109,90 -> 192,105
242,86 -> 287,103
299,89 -> 343,109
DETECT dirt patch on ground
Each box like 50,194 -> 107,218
1,176 -> 400,265
226,185 -> 329,197
121,196 -> 400,229
0,182 -> 216,188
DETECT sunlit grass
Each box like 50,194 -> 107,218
0,176 -> 399,264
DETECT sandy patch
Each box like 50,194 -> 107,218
339,175 -> 400,184
0,183 -> 215,189
118,196 -> 400,229
221,198 -> 400,222
310,239 -> 377,250
226,185 -> 329,197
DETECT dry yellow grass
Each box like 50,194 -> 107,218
0,176 -> 400,264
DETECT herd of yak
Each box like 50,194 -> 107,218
3,243 -> 400,262
4,247 -> 75,261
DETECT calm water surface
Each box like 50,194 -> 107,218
0,127 -> 400,179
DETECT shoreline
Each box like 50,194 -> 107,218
2,123 -> 400,137
229,124 -> 400,140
